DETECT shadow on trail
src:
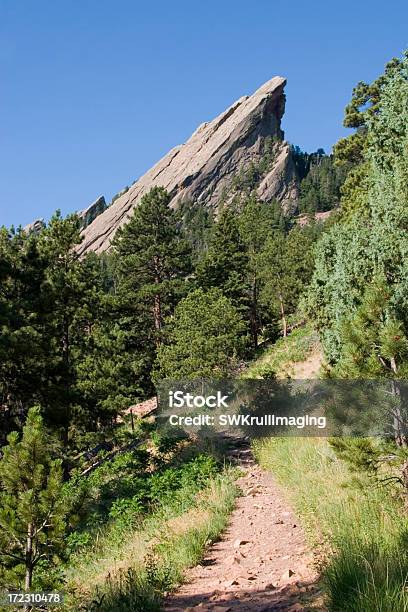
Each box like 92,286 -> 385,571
163,577 -> 324,610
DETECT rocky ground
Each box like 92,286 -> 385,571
164,446 -> 325,612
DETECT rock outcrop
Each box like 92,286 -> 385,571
78,76 -> 298,255
24,218 -> 46,234
23,196 -> 107,235
77,195 -> 107,229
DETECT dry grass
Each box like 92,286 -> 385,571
254,437 -> 408,611
242,324 -> 321,379
65,471 -> 239,611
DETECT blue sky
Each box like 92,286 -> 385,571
1,0 -> 407,228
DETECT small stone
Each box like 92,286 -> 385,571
223,579 -> 239,588
281,568 -> 296,582
246,485 -> 262,495
265,582 -> 277,590
233,538 -> 250,547
225,554 -> 241,565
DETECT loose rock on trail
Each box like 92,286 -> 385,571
164,442 -> 325,611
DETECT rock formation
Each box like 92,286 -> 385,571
78,76 -> 298,255
77,195 -> 107,229
23,218 -> 46,234
24,196 -> 107,235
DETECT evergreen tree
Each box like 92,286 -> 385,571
75,294 -> 153,430
333,277 -> 408,380
260,225 -> 318,337
72,250 -> 151,429
0,408 -> 68,590
196,207 -> 249,311
179,200 -> 214,260
156,288 -> 245,379
333,55 -> 404,216
113,187 -> 192,347
297,155 -> 349,213
36,212 -> 103,442
0,227 -> 48,443
0,213 -> 119,449
238,199 -> 284,348
307,52 -> 408,369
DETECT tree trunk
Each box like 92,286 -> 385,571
25,522 -> 33,593
279,293 -> 288,338
62,313 -> 71,447
250,276 -> 258,349
153,292 -> 162,347
152,255 -> 163,347
62,316 -> 69,365
401,458 -> 408,497
390,357 -> 407,447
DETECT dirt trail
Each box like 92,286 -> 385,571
164,448 -> 324,611
165,347 -> 324,611
289,349 -> 322,380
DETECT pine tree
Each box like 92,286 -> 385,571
156,288 -> 245,379
260,225 -> 318,337
179,200 -> 214,260
0,227 -> 48,443
196,206 -> 249,324
333,277 -> 408,380
0,212 -> 116,448
75,297 -> 153,428
113,187 -> 192,347
333,56 -> 404,216
306,54 -> 408,485
238,199 -> 283,348
37,212 -> 103,442
297,155 -> 349,213
0,408 -> 68,591
307,52 -> 408,368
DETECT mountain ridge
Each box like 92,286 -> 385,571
77,76 -> 299,254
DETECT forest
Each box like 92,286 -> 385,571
0,51 -> 407,611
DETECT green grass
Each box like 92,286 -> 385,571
242,324 -> 319,379
64,466 -> 239,611
254,437 -> 408,611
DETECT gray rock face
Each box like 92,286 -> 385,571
23,218 -> 46,234
23,196 -> 107,235
78,76 -> 298,255
77,195 -> 107,229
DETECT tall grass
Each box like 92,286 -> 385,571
254,437 -> 408,611
242,324 -> 319,379
65,470 -> 238,611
